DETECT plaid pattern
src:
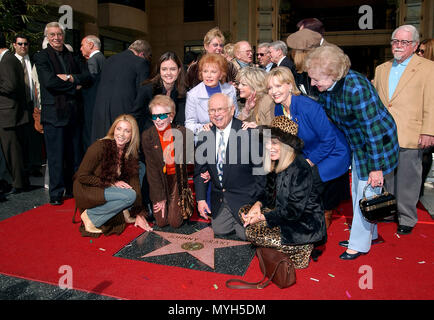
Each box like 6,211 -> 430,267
318,70 -> 399,180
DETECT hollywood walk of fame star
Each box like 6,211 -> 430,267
140,227 -> 250,269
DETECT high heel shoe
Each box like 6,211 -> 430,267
81,210 -> 102,234
339,250 -> 366,260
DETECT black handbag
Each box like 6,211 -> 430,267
359,185 -> 397,223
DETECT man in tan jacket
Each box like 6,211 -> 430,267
373,25 -> 434,235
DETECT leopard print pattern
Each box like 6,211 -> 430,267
271,116 -> 299,136
239,204 -> 313,269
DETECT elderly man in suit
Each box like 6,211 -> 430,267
373,25 -> 434,235
91,39 -> 151,141
232,41 -> 253,71
0,32 -> 29,195
269,40 -> 294,71
194,93 -> 266,240
80,35 -> 105,152
256,43 -> 273,72
34,22 -> 91,205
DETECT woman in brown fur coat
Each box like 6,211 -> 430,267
73,114 -> 153,236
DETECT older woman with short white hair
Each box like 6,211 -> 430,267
305,44 -> 400,260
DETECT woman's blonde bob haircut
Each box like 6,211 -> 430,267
236,66 -> 267,98
304,44 -> 351,81
149,94 -> 176,115
263,138 -> 296,174
103,114 -> 140,159
265,66 -> 301,96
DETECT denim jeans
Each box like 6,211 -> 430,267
87,186 -> 136,227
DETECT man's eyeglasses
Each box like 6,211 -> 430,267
151,113 -> 170,121
208,107 -> 229,115
16,42 -> 28,46
391,39 -> 414,47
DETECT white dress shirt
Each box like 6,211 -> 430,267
15,53 -> 34,101
215,119 -> 233,160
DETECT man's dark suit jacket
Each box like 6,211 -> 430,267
193,118 -> 266,224
34,45 -> 90,127
91,49 -> 150,141
82,51 -> 105,150
271,56 -> 295,71
0,50 -> 28,128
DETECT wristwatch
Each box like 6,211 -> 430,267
66,74 -> 71,80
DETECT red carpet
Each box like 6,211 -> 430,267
0,198 -> 433,300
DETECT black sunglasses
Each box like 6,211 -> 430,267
416,49 -> 425,55
16,42 -> 28,46
151,113 -> 170,121
257,53 -> 265,57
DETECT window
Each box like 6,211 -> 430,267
184,0 -> 214,22
101,37 -> 129,57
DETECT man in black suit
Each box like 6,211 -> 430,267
34,22 -> 91,205
80,35 -> 105,152
13,34 -> 44,177
91,39 -> 151,141
0,32 -> 29,195
269,40 -> 294,71
194,93 -> 266,240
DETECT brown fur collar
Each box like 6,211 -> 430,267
99,139 -> 139,187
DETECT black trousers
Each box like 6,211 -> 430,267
43,122 -> 82,200
0,125 -> 28,189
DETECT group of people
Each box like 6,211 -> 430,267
1,18 -> 433,268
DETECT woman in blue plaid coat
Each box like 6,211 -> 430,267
305,44 -> 399,260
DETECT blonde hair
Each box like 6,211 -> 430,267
204,27 -> 225,47
263,139 -> 296,174
224,43 -> 234,60
236,67 -> 267,98
149,94 -> 176,115
420,39 -> 434,61
265,67 -> 301,96
291,49 -> 309,73
304,44 -> 351,81
103,114 -> 140,159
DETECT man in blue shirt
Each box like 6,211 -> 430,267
374,25 -> 434,235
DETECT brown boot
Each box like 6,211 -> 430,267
324,210 -> 333,229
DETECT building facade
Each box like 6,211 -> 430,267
37,0 -> 433,77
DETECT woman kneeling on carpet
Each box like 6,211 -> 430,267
141,95 -> 194,228
241,116 -> 326,269
73,114 -> 153,236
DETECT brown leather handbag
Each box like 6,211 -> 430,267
226,247 -> 296,289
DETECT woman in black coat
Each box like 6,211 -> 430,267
241,116 -> 326,269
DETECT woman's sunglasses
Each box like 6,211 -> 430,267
151,113 -> 170,121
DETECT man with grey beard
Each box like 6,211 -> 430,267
373,25 -> 434,235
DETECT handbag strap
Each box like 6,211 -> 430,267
226,249 -> 286,289
363,184 -> 388,199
